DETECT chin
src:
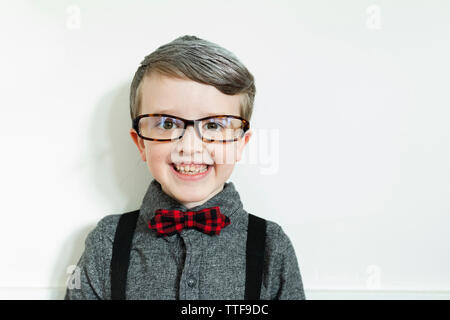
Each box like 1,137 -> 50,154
158,179 -> 205,200
172,185 -> 210,201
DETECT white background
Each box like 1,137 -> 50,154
0,0 -> 449,299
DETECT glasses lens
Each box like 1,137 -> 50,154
200,116 -> 245,141
138,115 -> 184,140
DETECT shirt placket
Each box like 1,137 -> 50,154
179,229 -> 203,300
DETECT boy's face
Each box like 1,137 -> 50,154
129,71 -> 252,208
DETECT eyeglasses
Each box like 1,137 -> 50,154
132,114 -> 250,143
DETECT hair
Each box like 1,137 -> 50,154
129,35 -> 256,126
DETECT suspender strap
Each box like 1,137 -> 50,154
110,210 -> 139,300
244,213 -> 267,300
110,211 -> 267,300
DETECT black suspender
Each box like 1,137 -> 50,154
110,210 -> 140,300
110,211 -> 266,300
244,214 -> 267,300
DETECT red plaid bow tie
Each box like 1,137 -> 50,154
148,206 -> 230,237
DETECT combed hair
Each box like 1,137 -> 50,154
129,35 -> 256,124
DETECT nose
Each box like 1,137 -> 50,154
177,123 -> 203,153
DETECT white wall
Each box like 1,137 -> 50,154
1,0 -> 449,299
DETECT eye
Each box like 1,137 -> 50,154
204,119 -> 225,131
156,117 -> 180,130
161,120 -> 174,129
205,122 -> 220,130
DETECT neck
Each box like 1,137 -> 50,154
164,183 -> 225,209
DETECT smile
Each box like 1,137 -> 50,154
170,163 -> 213,181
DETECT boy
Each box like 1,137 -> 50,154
65,35 -> 306,300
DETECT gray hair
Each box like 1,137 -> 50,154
129,35 -> 256,125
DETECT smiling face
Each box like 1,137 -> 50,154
129,71 -> 252,209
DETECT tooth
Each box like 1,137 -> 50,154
175,164 -> 208,173
176,164 -> 207,172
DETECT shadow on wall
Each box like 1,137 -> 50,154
50,81 -> 152,299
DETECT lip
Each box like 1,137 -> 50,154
170,163 -> 212,181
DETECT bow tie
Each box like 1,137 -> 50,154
148,206 -> 231,237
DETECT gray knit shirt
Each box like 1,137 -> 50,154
64,179 -> 306,300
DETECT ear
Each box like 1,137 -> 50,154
236,129 -> 252,162
129,128 -> 147,162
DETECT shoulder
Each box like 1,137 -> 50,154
244,212 -> 295,256
85,213 -> 123,247
261,216 -> 296,257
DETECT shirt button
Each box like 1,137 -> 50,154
187,277 -> 197,288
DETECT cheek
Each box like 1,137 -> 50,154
214,163 -> 234,178
144,144 -> 170,171
211,143 -> 240,165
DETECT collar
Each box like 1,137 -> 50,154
139,179 -> 245,241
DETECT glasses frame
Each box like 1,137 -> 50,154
132,113 -> 250,143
